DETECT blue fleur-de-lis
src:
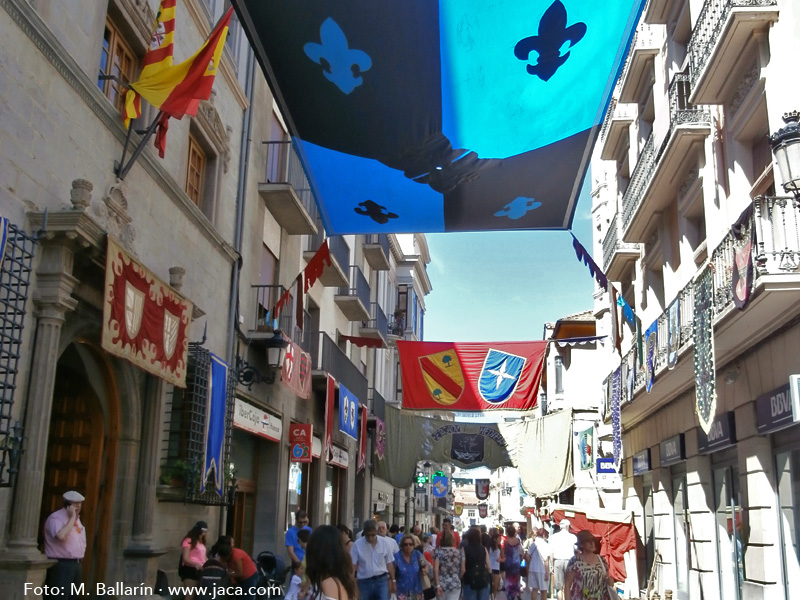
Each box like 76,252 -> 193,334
514,0 -> 587,81
304,18 -> 372,94
494,197 -> 542,220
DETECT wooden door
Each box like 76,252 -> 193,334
229,478 -> 257,555
40,365 -> 106,585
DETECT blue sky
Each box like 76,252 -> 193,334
424,176 -> 595,342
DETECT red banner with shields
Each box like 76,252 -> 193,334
281,336 -> 312,399
357,404 -> 368,473
396,340 -> 546,411
290,423 -> 312,463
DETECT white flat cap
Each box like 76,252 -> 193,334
63,491 -> 85,503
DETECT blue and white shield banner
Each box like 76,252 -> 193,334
478,349 -> 526,404
432,475 -> 448,497
338,382 -> 359,441
202,353 -> 228,495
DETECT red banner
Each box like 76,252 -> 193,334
357,404 -> 368,473
289,423 -> 313,463
102,237 -> 193,387
396,340 -> 546,411
325,374 -> 335,463
281,337 -> 312,399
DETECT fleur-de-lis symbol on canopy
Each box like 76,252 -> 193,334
304,18 -> 372,94
514,0 -> 587,82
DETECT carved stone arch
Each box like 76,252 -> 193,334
195,96 -> 233,173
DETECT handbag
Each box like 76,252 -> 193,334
419,555 -> 436,600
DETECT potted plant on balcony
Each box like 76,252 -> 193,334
160,459 -> 191,487
391,308 -> 406,336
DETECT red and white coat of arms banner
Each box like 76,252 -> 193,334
102,237 -> 193,387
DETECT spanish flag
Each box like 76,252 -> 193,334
123,0 -> 176,128
124,7 -> 232,124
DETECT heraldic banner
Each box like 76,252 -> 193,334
693,266 -> 717,434
396,340 -> 546,410
102,236 -> 193,387
281,335 -> 312,399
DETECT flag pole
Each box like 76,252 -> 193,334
115,110 -> 164,180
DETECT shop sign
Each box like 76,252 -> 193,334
312,436 -> 322,459
659,434 -> 685,466
330,446 -> 349,469
375,502 -> 387,512
377,491 -> 391,503
697,411 -> 736,454
596,458 -> 618,474
289,423 -> 312,463
757,380 -> 800,434
233,398 -> 282,442
596,457 -> 622,488
632,449 -> 651,475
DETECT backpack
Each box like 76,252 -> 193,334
464,546 -> 490,590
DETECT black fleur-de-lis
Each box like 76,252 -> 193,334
514,0 -> 587,81
354,200 -> 398,224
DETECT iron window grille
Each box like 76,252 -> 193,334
0,223 -> 37,487
162,343 -> 235,505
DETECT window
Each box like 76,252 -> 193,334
186,135 -> 207,207
98,19 -> 137,115
673,473 -> 690,600
468,510 -> 476,518
776,450 -> 800,596
713,465 -> 744,600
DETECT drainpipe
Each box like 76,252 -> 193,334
222,48 -> 257,533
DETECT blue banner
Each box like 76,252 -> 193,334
203,353 -> 228,495
432,475 -> 448,497
339,382 -> 359,441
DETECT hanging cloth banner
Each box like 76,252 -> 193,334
374,417 -> 386,460
325,374 -> 336,462
667,299 -> 679,370
475,479 -> 490,500
609,287 -> 621,356
340,334 -> 385,348
373,405 -> 513,488
577,426 -> 594,470
454,502 -> 464,516
499,409 -> 574,497
281,336 -> 312,399
624,346 -> 636,403
202,353 -> 228,495
304,240 -> 332,291
572,233 -> 609,291
636,317 -> 644,369
339,382 -> 359,441
611,368 -> 622,470
102,236 -> 193,387
693,265 -> 717,434
357,404 -> 368,473
232,0 -> 646,235
396,340 -> 546,411
478,504 -> 488,519
645,320 -> 657,393
731,203 -> 755,310
617,294 -> 636,328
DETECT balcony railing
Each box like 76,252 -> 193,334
603,213 -> 640,272
251,284 -> 293,333
600,99 -> 618,142
612,195 -> 796,401
329,236 -> 350,272
667,74 -> 710,128
688,0 -> 777,89
388,315 -> 406,338
368,387 -> 386,420
306,331 -> 368,403
364,302 -> 388,339
261,141 -> 320,222
338,265 -> 370,310
621,133 -> 655,232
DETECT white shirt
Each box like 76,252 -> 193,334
351,536 -> 394,579
535,538 -> 553,566
285,575 -> 302,600
550,530 -> 577,561
383,535 -> 400,556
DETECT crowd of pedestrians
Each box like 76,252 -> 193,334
167,511 -> 616,600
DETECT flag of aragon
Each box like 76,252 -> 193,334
126,7 -> 232,122
397,340 -> 546,411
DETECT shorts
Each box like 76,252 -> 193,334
492,570 -> 500,575
526,572 -> 546,591
553,559 -> 569,591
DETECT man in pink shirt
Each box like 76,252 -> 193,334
44,490 -> 87,599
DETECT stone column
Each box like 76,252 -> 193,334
8,243 -> 78,551
130,376 -> 163,544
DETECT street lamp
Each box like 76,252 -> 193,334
236,330 -> 289,389
770,111 -> 800,198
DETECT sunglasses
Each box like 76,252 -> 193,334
402,542 -> 414,546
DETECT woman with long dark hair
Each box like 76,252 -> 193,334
461,527 -> 491,600
488,530 -> 501,600
306,525 -> 358,600
499,524 -> 522,600
179,521 -> 208,600
212,535 -> 259,600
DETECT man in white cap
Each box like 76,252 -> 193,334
43,490 -> 87,599
550,519 -> 577,600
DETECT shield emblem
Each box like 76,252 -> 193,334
298,352 -> 310,388
350,401 -> 356,430
283,343 -> 296,380
475,479 -> 490,500
418,349 -> 464,405
124,281 -> 145,338
432,475 -> 448,497
478,503 -> 488,518
454,502 -> 464,516
478,349 -> 526,404
375,419 -> 386,460
162,309 -> 179,359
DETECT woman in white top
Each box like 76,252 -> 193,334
488,530 -> 502,600
306,525 -> 357,600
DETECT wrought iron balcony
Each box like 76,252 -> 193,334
621,74 -> 710,242
602,213 -> 640,280
360,302 -> 388,342
687,0 -> 778,105
600,100 -> 637,161
259,141 -> 320,235
306,331 -> 368,403
363,234 -> 391,270
335,265 -> 370,321
249,284 -> 293,337
387,314 -> 406,339
620,133 -> 655,235
368,387 -> 386,421
618,23 -> 663,104
609,195 -> 800,408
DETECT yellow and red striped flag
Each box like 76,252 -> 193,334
123,0 -> 176,128
125,7 -> 232,123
